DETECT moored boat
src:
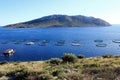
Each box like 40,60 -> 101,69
3,49 -> 15,56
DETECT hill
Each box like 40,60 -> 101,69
4,15 -> 111,28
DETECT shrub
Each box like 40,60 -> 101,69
52,70 -> 64,76
49,58 -> 62,65
14,71 -> 28,80
7,68 -> 29,80
102,54 -> 114,58
114,67 -> 120,74
65,73 -> 92,80
90,63 -> 100,67
0,61 -> 8,65
82,68 -> 102,74
38,74 -> 53,80
83,63 -> 100,68
77,54 -> 85,59
62,53 -> 78,63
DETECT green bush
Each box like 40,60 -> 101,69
0,61 -> 8,65
102,54 -> 114,58
90,63 -> 100,67
82,68 -> 102,74
14,71 -> 28,80
49,58 -> 62,65
62,53 -> 78,63
114,67 -> 120,74
52,70 -> 64,76
65,73 -> 92,80
83,62 -> 100,68
38,74 -> 53,80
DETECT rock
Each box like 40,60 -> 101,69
64,69 -> 71,73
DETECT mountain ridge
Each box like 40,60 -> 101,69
4,14 -> 111,28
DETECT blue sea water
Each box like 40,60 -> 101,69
0,25 -> 120,61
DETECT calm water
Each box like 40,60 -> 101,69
0,25 -> 120,61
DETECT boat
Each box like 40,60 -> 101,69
3,49 -> 15,56
71,43 -> 80,46
96,43 -> 107,47
25,42 -> 34,45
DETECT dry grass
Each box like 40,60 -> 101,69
0,61 -> 44,74
1,56 -> 120,80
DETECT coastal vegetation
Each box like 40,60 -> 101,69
0,54 -> 120,80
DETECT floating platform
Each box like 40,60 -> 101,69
112,40 -> 120,43
39,43 -> 48,46
31,39 -> 40,42
42,40 -> 50,43
25,42 -> 34,45
71,43 -> 80,46
13,41 -> 22,44
94,40 -> 103,43
55,40 -> 65,46
55,43 -> 64,46
1,41 -> 9,44
96,43 -> 107,47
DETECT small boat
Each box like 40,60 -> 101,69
3,49 -> 15,56
71,43 -> 80,46
25,42 -> 34,45
96,43 -> 107,47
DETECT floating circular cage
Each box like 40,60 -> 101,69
96,43 -> 107,47
13,41 -> 22,44
94,40 -> 103,43
1,41 -> 9,44
112,40 -> 120,43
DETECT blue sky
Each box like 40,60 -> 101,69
0,0 -> 120,25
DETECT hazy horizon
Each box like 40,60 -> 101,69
0,0 -> 120,26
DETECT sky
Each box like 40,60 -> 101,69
0,0 -> 120,26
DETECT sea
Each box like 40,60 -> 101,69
0,25 -> 120,61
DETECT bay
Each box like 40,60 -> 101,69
0,25 -> 120,61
